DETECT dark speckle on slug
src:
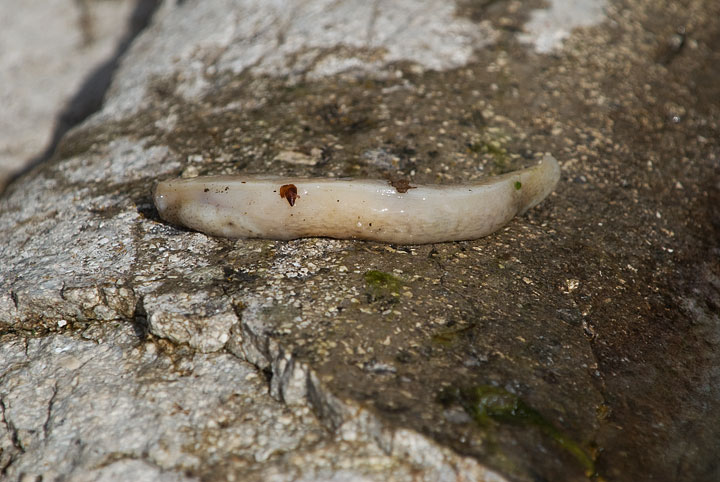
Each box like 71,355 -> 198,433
389,179 -> 417,193
279,184 -> 299,206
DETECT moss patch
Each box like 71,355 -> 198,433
446,385 -> 597,478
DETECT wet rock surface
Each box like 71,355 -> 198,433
2,0 -> 719,481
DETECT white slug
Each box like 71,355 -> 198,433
153,154 -> 560,244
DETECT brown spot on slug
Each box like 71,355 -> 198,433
389,179 -> 417,193
279,184 -> 299,206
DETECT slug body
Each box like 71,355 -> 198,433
154,155 -> 560,244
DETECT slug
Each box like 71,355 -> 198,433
153,154 -> 560,244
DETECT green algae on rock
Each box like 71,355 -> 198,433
441,385 -> 598,478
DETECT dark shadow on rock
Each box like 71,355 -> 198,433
131,293 -> 149,342
6,0 -> 161,190
135,193 -> 162,222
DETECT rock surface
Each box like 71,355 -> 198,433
0,324 -> 438,481
2,0 -> 720,481
0,0 -> 152,191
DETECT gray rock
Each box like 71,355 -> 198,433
0,0 -> 143,190
100,0 -> 497,119
0,325 -> 431,481
519,0 -> 607,53
144,289 -> 237,352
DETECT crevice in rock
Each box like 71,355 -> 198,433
41,383 -> 59,440
0,397 -> 24,475
230,303 -> 506,481
7,0 -> 162,189
131,295 -> 149,342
